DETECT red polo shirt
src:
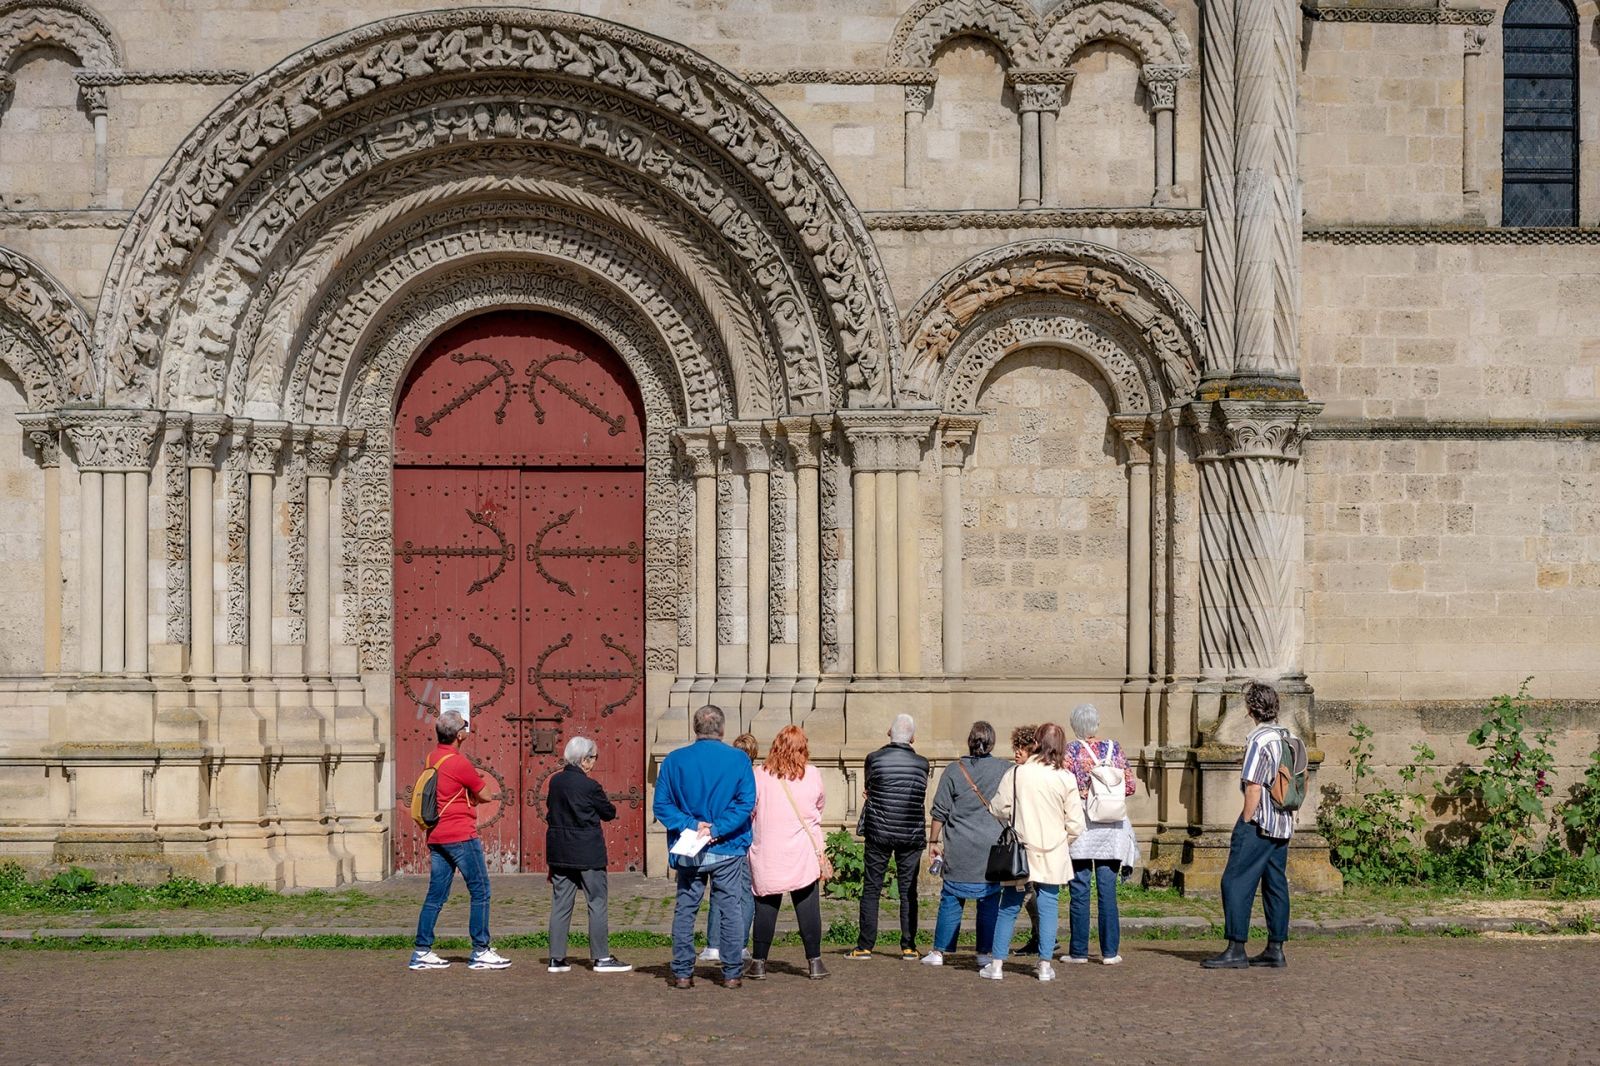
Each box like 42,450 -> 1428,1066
424,744 -> 485,845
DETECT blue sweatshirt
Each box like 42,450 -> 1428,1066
653,738 -> 757,867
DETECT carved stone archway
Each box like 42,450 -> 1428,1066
0,245 -> 95,409
0,0 -> 120,75
93,8 -> 900,412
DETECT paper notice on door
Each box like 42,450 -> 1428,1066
440,691 -> 471,731
670,830 -> 710,858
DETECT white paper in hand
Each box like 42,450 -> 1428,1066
670,830 -> 710,858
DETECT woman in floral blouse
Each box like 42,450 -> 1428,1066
1062,703 -> 1138,965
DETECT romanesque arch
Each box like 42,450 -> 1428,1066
92,8 -> 900,414
886,0 -> 1044,67
0,245 -> 96,408
898,239 -> 1203,410
0,0 -> 119,75
1040,0 -> 1191,67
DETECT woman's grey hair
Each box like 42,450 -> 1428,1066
563,735 -> 598,767
889,713 -> 916,744
436,710 -> 467,743
1069,703 -> 1101,740
967,720 -> 996,757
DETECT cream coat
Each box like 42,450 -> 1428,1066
990,758 -> 1087,886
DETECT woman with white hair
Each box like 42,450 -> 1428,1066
545,735 -> 631,974
1062,703 -> 1138,965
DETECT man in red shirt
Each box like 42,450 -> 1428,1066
409,710 -> 510,971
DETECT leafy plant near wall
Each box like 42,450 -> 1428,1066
1321,679 -> 1600,895
822,830 -> 899,901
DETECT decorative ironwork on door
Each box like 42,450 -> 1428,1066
392,311 -> 647,874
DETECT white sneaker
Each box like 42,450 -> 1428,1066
1060,954 -> 1090,964
920,950 -> 944,966
1102,954 -> 1123,965
468,947 -> 511,970
976,953 -> 995,967
1037,960 -> 1056,982
978,959 -> 1004,981
742,947 -> 753,961
697,946 -> 721,963
408,949 -> 449,971
547,958 -> 571,973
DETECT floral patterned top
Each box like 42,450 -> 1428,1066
1065,739 -> 1136,799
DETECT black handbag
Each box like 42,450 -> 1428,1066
985,767 -> 1030,883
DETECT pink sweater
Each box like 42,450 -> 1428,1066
748,764 -> 825,896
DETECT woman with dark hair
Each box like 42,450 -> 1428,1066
979,722 -> 1086,982
1204,681 -> 1295,970
922,720 -> 1010,968
746,725 -> 830,980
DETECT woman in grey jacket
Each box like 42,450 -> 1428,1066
922,721 -> 1010,968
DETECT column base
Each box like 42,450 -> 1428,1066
1173,828 -> 1344,897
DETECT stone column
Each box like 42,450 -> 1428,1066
76,77 -> 109,205
903,83 -> 933,193
80,466 -> 102,672
124,464 -> 150,675
1199,0 -> 1238,381
246,423 -> 286,679
20,417 -> 62,673
780,418 -> 822,678
304,427 -> 344,679
1462,27 -> 1488,221
676,430 -> 719,678
1114,416 -> 1155,683
185,415 -> 228,679
1142,65 -> 1185,206
874,463 -> 900,673
1010,74 -> 1067,209
937,417 -> 978,676
1187,408 -> 1231,681
731,423 -> 770,680
851,463 -> 878,676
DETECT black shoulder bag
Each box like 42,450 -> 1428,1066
985,765 -> 1030,883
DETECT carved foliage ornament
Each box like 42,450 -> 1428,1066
0,246 -> 96,407
902,239 -> 1202,407
0,0 -> 121,74
60,410 -> 162,471
95,10 -> 897,407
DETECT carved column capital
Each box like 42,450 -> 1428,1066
674,426 -> 718,477
1463,26 -> 1488,54
1216,399 -> 1322,460
61,410 -> 164,472
777,416 -> 822,469
246,421 -> 289,476
904,83 -> 934,113
936,414 -> 980,470
1140,64 -> 1187,111
837,411 -> 936,472
727,420 -> 774,473
78,83 -> 108,118
183,413 -> 230,469
0,72 -> 14,109
1111,414 -> 1155,465
16,414 -> 61,469
305,425 -> 349,478
1008,70 -> 1070,114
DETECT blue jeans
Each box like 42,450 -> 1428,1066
990,882 -> 1059,962
1221,817 -> 1290,943
672,857 -> 746,980
414,838 -> 491,952
704,856 -> 755,949
932,881 -> 999,954
1068,859 -> 1120,959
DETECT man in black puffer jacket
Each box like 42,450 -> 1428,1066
848,714 -> 930,960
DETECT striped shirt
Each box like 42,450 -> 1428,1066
1241,726 -> 1296,840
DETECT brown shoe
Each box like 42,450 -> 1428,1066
723,977 -> 742,989
746,959 -> 767,980
670,976 -> 694,990
807,957 -> 830,980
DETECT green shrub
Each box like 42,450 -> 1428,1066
1317,721 -> 1435,886
822,830 -> 899,901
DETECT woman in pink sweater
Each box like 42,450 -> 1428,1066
746,725 -> 830,981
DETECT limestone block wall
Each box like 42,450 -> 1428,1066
0,373 -> 45,673
924,38 -> 1022,210
1057,43 -> 1158,208
0,48 -> 95,210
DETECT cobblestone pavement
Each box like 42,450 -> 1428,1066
2,939 -> 1596,1064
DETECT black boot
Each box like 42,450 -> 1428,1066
1249,941 -> 1286,968
1201,940 -> 1250,969
808,957 -> 831,980
745,959 -> 766,979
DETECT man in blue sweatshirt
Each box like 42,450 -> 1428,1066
653,704 -> 757,989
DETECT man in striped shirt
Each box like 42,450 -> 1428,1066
1202,681 -> 1293,970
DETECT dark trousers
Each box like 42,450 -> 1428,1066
1220,818 -> 1290,943
752,879 -> 823,961
548,866 -> 608,961
857,839 -> 922,951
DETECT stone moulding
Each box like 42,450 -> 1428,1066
91,8 -> 901,409
0,245 -> 96,408
0,209 -> 130,229
886,0 -> 1190,71
1311,418 -> 1600,440
1305,226 -> 1600,244
738,68 -> 938,85
866,207 -> 1204,230
73,69 -> 252,86
1301,2 -> 1496,23
0,0 -> 121,73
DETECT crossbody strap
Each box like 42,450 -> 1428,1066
429,751 -> 465,814
777,775 -> 825,862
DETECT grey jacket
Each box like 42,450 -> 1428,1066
929,754 -> 1011,883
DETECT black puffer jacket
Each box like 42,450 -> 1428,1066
545,765 -> 616,870
857,742 -> 930,846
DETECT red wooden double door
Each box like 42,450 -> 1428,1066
392,311 -> 646,873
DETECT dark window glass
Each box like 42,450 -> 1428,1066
1503,0 -> 1578,226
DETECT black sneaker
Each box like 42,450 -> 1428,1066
593,956 -> 633,973
547,958 -> 571,973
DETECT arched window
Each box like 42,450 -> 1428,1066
1502,0 -> 1579,227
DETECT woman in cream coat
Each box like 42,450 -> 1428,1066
979,722 -> 1086,982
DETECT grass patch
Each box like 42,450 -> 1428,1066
0,863 -> 384,916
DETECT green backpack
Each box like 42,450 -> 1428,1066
1270,727 -> 1309,812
